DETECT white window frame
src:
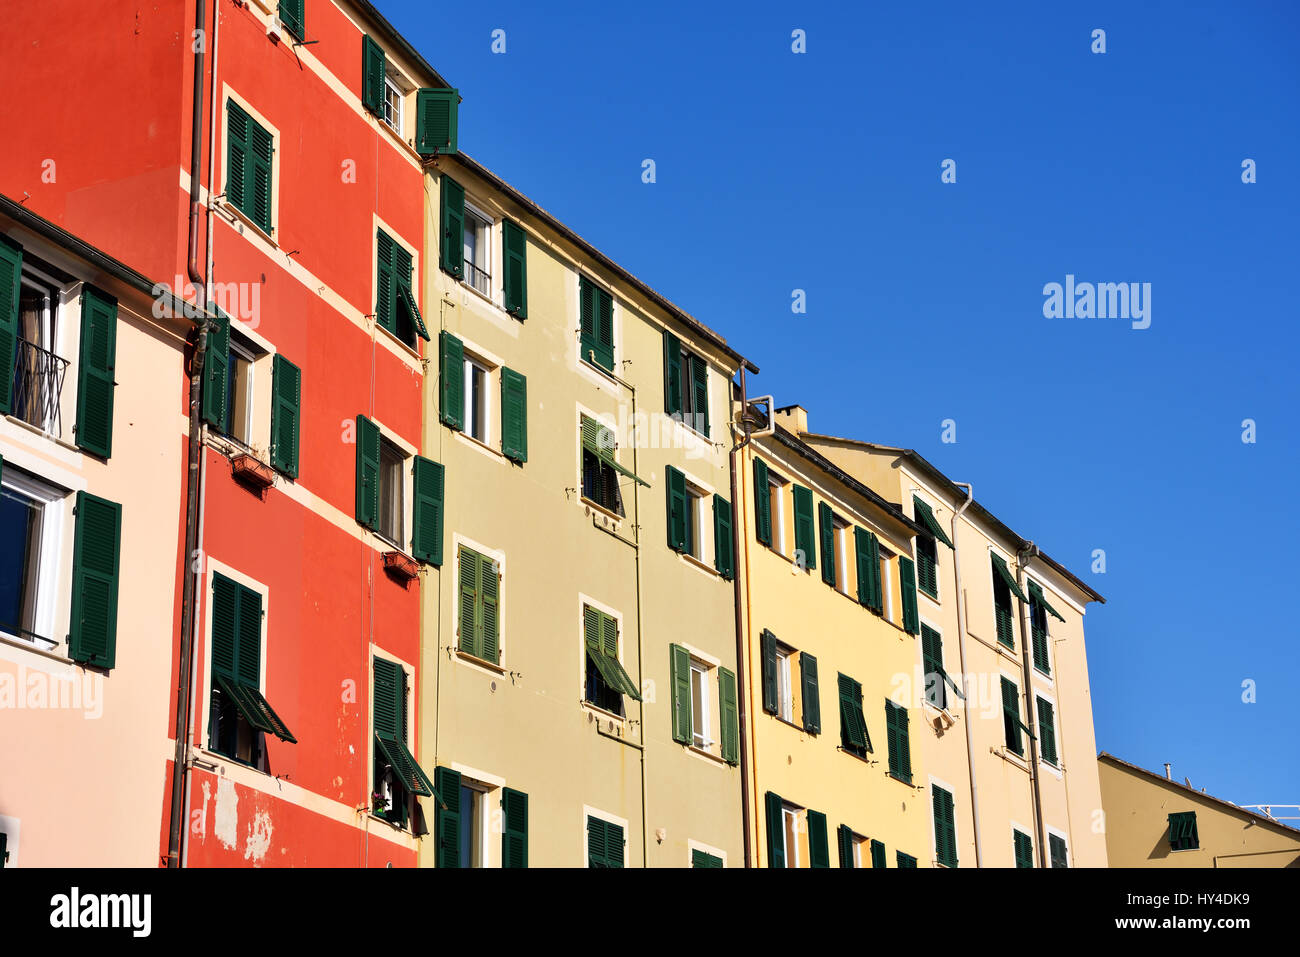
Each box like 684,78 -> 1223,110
879,544 -> 895,623
768,473 -> 788,556
782,804 -> 802,868
0,466 -> 67,652
689,658 -> 711,749
225,336 -> 257,448
200,560 -> 272,770
462,203 -> 495,300
463,355 -> 493,446
382,73 -> 404,134
1045,825 -> 1070,867
833,514 -> 851,596
775,644 -> 794,722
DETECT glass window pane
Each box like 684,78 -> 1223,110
0,486 -> 42,637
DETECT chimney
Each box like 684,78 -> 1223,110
775,404 -> 809,435
1164,763 -> 1172,780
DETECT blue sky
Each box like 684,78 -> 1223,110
382,1 -> 1300,804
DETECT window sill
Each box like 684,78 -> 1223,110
770,714 -> 813,736
918,588 -> 940,604
3,413 -> 79,452
374,319 -> 422,360
922,700 -> 959,728
582,700 -> 629,727
0,632 -> 70,665
374,109 -> 422,165
367,812 -> 410,834
886,771 -> 916,788
453,429 -> 506,463
581,498 -> 626,525
579,355 -> 620,384
195,747 -> 268,777
217,198 -> 277,249
459,276 -> 507,315
686,744 -> 728,766
455,649 -> 505,675
1039,759 -> 1063,779
679,551 -> 720,578
838,746 -> 874,765
993,746 -> 1031,774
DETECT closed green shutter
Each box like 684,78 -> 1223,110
719,666 -> 739,765
439,331 -> 464,429
416,87 -> 459,156
278,0 -> 305,40
479,552 -> 499,664
665,465 -> 688,552
837,825 -> 855,868
885,700 -> 912,783
502,787 -> 528,867
68,491 -> 122,669
1013,830 -> 1034,868
855,527 -> 882,613
502,219 -> 528,318
1030,591 -> 1051,675
226,101 -> 248,216
753,458 -> 771,546
361,35 -> 386,115
354,414 -> 380,529
458,547 -> 481,655
1001,677 -> 1023,755
899,555 -> 920,634
375,230 -> 395,333
270,354 -> 300,477
690,354 -> 709,437
691,849 -> 723,868
916,535 -> 938,597
372,656 -> 403,739
500,366 -> 528,462
818,501 -> 835,586
210,574 -> 239,680
0,236 -> 22,415
248,120 -> 274,234
807,810 -> 830,868
670,643 -> 691,744
594,285 -> 614,371
588,817 -> 625,868
896,851 -> 917,868
792,486 -> 815,569
411,456 -> 445,565
764,792 -> 785,868
1168,812 -> 1199,851
800,652 -> 820,734
870,839 -> 886,868
75,286 -> 117,458
200,306 -> 229,430
713,495 -> 734,579
838,673 -> 868,753
933,786 -> 957,867
439,176 -> 465,278
663,329 -> 682,417
435,766 -> 462,867
1049,834 -> 1068,868
1037,697 -> 1057,765
579,277 -> 615,372
760,629 -> 778,715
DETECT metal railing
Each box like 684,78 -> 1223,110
10,337 -> 69,437
464,259 -> 491,297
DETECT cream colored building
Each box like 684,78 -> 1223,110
1099,753 -> 1300,868
414,153 -> 751,867
775,409 -> 1107,867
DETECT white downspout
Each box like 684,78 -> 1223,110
949,481 -> 982,867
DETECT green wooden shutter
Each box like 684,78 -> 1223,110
270,354 -> 300,477
226,100 -> 248,215
1049,834 -> 1068,868
899,555 -> 920,634
885,700 -> 912,783
435,766 -> 462,867
921,624 -> 946,710
354,414 -> 380,529
416,87 -> 459,156
837,825 -> 855,868
439,176 -> 465,278
719,666 -> 739,765
439,331 -> 464,429
278,0 -> 305,40
1013,830 -> 1034,868
458,546 -> 481,655
764,792 -> 785,868
807,810 -> 830,868
1031,600 -> 1051,675
361,35 -> 386,115
200,307 -> 229,430
818,501 -> 835,586
690,354 -> 709,437
1037,697 -> 1057,765
713,495 -> 734,579
210,574 -> 238,679
594,286 -> 614,371
760,629 -> 778,715
479,552 -> 499,664
411,456 -> 445,565
68,491 -> 122,669
390,239 -> 413,338
896,851 -> 917,868
663,329 -> 682,417
691,849 -> 722,868
838,673 -> 868,752
753,458 -> 771,546
578,280 -> 615,372
578,277 -> 596,364
1001,677 -> 1023,755
665,465 -> 688,552
0,236 -> 22,415
870,839 -> 886,868
855,528 -> 883,613
933,786 -> 956,867
502,787 -> 528,868
502,219 -> 528,318
500,366 -> 528,462
76,286 -> 117,458
792,486 -> 815,569
372,656 -> 403,739
375,230 -> 395,333
248,120 -> 274,234
800,652 -> 820,734
236,581 -> 262,688
670,643 -> 691,744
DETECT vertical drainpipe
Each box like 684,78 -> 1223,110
948,482 -> 981,867
728,366 -> 754,867
1016,542 -> 1048,868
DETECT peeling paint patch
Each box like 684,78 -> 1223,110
214,777 -> 238,850
244,811 -> 272,864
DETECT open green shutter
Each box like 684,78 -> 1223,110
933,786 -> 956,867
375,230 -> 395,333
75,286 -> 117,458
807,810 -> 830,868
226,101 -> 248,215
719,667 -> 739,765
502,787 -> 528,867
792,486 -> 815,569
479,553 -> 499,664
765,792 -> 785,868
837,825 -> 855,868
354,414 -> 380,529
663,329 -> 682,417
458,547 -> 481,655
665,465 -> 688,552
838,673 -> 867,752
1037,697 -> 1057,765
912,496 -> 954,548
670,643 -> 691,744
278,0 -> 305,40
885,700 -> 912,783
372,656 -> 403,739
818,501 -> 835,586
870,840 -> 886,868
899,556 -> 920,634
435,766 -> 463,867
690,354 -> 709,437
439,176 -> 465,278
416,88 -> 459,156
800,652 -> 820,734
713,495 -> 734,579
992,554 -> 1029,602
411,456 -> 445,565
760,629 -> 778,715
500,366 -> 528,462
68,491 -> 122,669
270,354 -> 300,477
753,458 -> 771,546
0,236 -> 22,415
1001,677 -> 1023,755
1014,830 -> 1034,868
439,331 -> 464,429
361,35 -> 386,115
200,306 -> 229,430
248,121 -> 273,234
502,219 -> 528,318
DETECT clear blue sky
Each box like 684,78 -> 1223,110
382,0 -> 1300,805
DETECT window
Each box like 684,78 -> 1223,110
1013,829 -> 1034,868
833,518 -> 851,596
669,645 -> 740,763
1168,812 -> 1199,851
837,826 -> 869,868
376,229 -> 428,348
783,805 -> 801,868
463,356 -> 491,443
458,782 -> 486,867
457,545 -> 501,664
769,472 -> 788,555
8,251 -> 68,436
759,631 -> 815,731
991,554 -> 1027,648
921,624 -> 961,711
884,699 -> 912,783
662,330 -> 710,437
463,206 -> 492,297
690,660 -> 709,747
223,337 -> 256,445
580,415 -> 646,516
225,99 -> 273,235
355,416 -> 443,564
372,657 -> 434,831
837,673 -> 872,758
896,851 -> 918,868
584,604 -> 640,715
1001,676 -> 1031,756
665,467 -> 714,564
377,438 -> 404,547
870,840 -> 887,868
879,543 -> 895,621
932,785 -> 957,867
691,849 -> 723,868
208,572 -> 295,769
1037,696 -> 1058,766
0,465 -> 64,651
1048,833 -> 1069,868
382,73 -> 404,133
587,815 -> 625,868
1028,580 -> 1064,675
916,534 -> 938,598
578,275 -> 614,372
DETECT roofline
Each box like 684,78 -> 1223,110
353,1 -> 452,90
802,432 -> 1104,604
433,151 -> 758,376
1098,752 -> 1300,837
768,426 -> 925,539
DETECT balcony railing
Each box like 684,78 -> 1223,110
464,259 -> 491,297
9,337 -> 69,437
